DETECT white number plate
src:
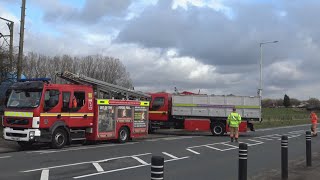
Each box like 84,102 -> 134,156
11,137 -> 21,141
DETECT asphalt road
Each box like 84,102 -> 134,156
0,124 -> 319,180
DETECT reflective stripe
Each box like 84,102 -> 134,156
151,178 -> 163,180
151,165 -> 164,168
173,104 -> 260,109
97,99 -> 110,105
235,105 -> 260,109
140,101 -> 150,106
149,111 -> 167,114
97,99 -> 150,106
40,113 -> 94,117
4,111 -> 33,118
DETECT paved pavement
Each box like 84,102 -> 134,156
0,124 -> 319,180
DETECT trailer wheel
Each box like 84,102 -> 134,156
51,128 -> 67,149
211,122 -> 226,136
118,127 -> 129,143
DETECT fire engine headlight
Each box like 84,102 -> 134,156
29,131 -> 35,139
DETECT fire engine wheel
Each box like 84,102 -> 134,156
211,122 -> 226,136
51,128 -> 67,149
118,127 -> 129,143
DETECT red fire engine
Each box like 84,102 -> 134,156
148,91 -> 259,135
2,72 -> 150,149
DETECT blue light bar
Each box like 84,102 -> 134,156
18,78 -> 51,82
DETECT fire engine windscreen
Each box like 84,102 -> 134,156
7,90 -> 42,108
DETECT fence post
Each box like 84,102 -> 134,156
306,131 -> 312,167
239,143 -> 248,180
281,135 -> 288,180
151,156 -> 164,180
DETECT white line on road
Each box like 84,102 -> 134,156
40,169 -> 49,180
204,145 -> 225,151
287,130 -> 305,134
186,148 -> 200,155
73,156 -> 189,179
162,152 -> 178,159
131,156 -> 149,165
244,139 -> 264,146
0,156 -> 11,159
36,142 -> 139,154
255,137 -> 273,140
92,163 -> 104,172
220,143 -> 238,148
22,152 -> 152,173
145,136 -> 196,142
255,124 -> 312,132
188,141 -> 230,149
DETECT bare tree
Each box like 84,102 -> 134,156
20,53 -> 133,88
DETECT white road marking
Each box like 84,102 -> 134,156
162,152 -> 178,159
34,142 -> 139,154
188,141 -> 230,149
255,137 -> 273,141
132,156 -> 149,165
204,145 -> 225,151
162,136 -> 195,140
220,143 -> 239,148
255,124 -> 312,132
40,169 -> 49,180
0,156 -> 11,159
186,148 -> 200,155
22,152 -> 151,172
27,150 -> 55,154
92,163 -> 104,172
73,156 -> 189,179
145,136 -> 196,142
243,139 -> 264,146
287,130 -> 305,134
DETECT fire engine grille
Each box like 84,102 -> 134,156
6,133 -> 27,137
6,118 -> 29,125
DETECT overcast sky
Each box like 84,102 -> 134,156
0,0 -> 319,100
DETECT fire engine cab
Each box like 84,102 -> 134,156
2,72 -> 150,149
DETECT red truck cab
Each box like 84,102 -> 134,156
3,79 -> 94,148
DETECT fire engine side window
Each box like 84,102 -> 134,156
44,90 -> 59,109
62,92 -> 71,111
151,97 -> 165,110
74,91 -> 85,108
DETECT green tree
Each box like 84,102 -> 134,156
283,94 -> 291,108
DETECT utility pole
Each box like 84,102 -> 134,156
17,0 -> 26,80
259,40 -> 278,122
7,21 -> 14,72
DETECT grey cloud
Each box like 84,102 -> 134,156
38,0 -> 132,24
115,0 -> 320,98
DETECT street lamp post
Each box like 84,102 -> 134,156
259,40 -> 278,122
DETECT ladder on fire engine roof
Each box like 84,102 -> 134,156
56,71 -> 151,100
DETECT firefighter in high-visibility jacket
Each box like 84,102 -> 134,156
227,108 -> 242,142
310,111 -> 318,136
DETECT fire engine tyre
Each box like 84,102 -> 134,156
118,127 -> 129,143
211,122 -> 226,136
51,128 -> 67,149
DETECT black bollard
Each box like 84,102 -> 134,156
238,143 -> 248,180
281,135 -> 288,180
151,156 -> 164,180
306,131 -> 312,167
